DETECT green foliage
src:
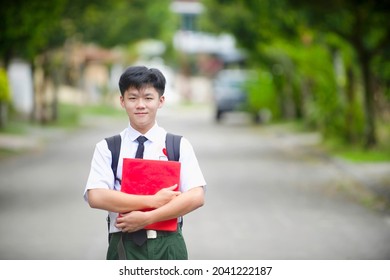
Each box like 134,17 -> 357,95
298,45 -> 342,135
61,0 -> 175,48
258,39 -> 343,132
202,0 -> 389,149
0,68 -> 11,103
0,0 -> 66,62
372,54 -> 390,101
0,0 -> 176,64
246,70 -> 280,119
286,0 -> 390,148
246,36 -> 367,144
200,0 -> 299,53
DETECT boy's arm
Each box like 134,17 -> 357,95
116,186 -> 205,232
87,185 -> 180,213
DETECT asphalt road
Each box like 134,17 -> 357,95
0,104 -> 389,260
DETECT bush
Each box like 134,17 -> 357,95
0,68 -> 11,103
246,69 -> 280,121
0,68 -> 11,128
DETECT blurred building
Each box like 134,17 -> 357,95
170,0 -> 246,103
7,59 -> 34,116
171,0 -> 245,71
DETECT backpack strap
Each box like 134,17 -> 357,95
105,134 -> 122,184
165,133 -> 183,229
165,133 -> 182,161
104,134 -> 121,243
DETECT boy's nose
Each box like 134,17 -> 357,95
136,99 -> 145,108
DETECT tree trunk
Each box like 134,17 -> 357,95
358,47 -> 377,148
345,66 -> 356,143
0,102 -> 7,128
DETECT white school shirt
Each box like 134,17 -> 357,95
84,122 -> 206,233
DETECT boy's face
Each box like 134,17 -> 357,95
120,86 -> 165,134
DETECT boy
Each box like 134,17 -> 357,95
84,66 -> 206,260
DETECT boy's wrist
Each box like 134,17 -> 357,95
146,195 -> 157,209
143,211 -> 155,225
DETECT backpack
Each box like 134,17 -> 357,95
104,132 -> 182,241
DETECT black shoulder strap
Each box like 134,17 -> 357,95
165,133 -> 182,161
105,134 -> 121,182
165,133 -> 184,229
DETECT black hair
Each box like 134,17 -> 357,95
118,66 -> 166,96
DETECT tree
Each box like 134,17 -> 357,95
60,0 -> 174,48
200,0 -> 303,118
285,0 -> 390,148
0,0 -> 176,124
201,0 -> 389,148
0,0 -> 66,66
0,0 -> 66,124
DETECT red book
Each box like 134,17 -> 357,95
121,158 -> 181,231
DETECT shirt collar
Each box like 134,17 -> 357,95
127,122 -> 161,143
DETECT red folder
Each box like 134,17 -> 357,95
121,158 -> 181,231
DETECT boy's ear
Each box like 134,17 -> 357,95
158,95 -> 165,108
120,95 -> 125,108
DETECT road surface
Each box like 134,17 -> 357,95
0,105 -> 389,260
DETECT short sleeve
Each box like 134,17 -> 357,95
178,137 -> 207,192
83,140 -> 115,201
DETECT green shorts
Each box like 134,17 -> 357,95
107,229 -> 188,260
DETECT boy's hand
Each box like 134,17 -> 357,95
153,184 -> 180,208
116,211 -> 148,232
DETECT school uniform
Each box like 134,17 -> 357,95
84,122 -> 206,259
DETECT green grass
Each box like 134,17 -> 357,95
82,103 -> 123,117
268,119 -> 390,163
322,133 -> 390,163
53,103 -> 81,128
0,148 -> 20,158
0,102 -> 124,134
334,148 -> 390,162
0,119 -> 30,135
50,103 -> 123,128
